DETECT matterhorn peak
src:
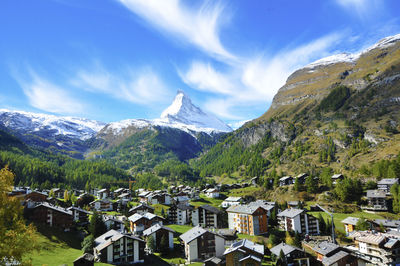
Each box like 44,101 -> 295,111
158,90 -> 232,133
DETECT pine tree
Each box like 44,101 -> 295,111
294,231 -> 302,248
147,235 -> 156,254
160,234 -> 169,255
294,177 -> 300,191
89,211 -> 107,238
81,235 -> 94,254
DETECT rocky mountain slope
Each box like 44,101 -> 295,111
193,33 -> 400,178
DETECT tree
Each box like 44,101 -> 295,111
89,211 -> 107,238
81,235 -> 94,254
267,233 -> 278,249
160,234 -> 169,255
356,217 -> 369,231
147,235 -> 156,254
285,231 -> 295,246
317,213 -> 327,235
0,167 -> 39,265
49,189 -> 55,198
64,189 -> 70,202
294,177 -> 300,192
278,249 -> 286,265
305,175 -> 318,194
294,231 -> 302,248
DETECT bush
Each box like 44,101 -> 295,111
319,85 -> 350,112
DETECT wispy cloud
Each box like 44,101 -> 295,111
117,0 -> 234,60
73,63 -> 171,105
180,32 -> 345,119
16,71 -> 85,114
334,0 -> 384,19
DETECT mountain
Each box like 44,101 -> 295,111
192,33 -> 400,179
0,109 -> 106,158
89,91 -> 231,171
0,91 -> 231,162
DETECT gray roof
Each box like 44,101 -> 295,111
331,174 -> 343,179
384,238 -> 400,248
378,178 -> 399,185
279,176 -> 292,181
322,251 -> 349,266
94,229 -> 143,251
67,206 -> 92,215
217,229 -> 237,237
128,212 -> 160,223
374,219 -> 400,228
223,239 -> 264,256
366,189 -> 386,198
239,255 -> 262,263
179,225 -> 208,243
277,208 -> 304,218
129,203 -> 155,212
248,200 -> 275,211
73,253 -> 94,262
341,217 -> 359,225
226,204 -> 263,214
35,202 -> 72,216
270,242 -> 302,256
142,223 -> 175,236
199,204 -> 222,214
224,196 -> 242,202
204,257 -> 223,264
312,241 -> 340,256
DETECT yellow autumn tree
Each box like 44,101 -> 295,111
0,166 -> 39,265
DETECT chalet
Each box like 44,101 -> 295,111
25,191 -> 47,202
296,173 -> 308,184
146,191 -> 171,205
312,241 -> 341,261
73,253 -> 94,266
331,174 -> 344,185
173,195 -> 190,205
279,176 -> 293,186
321,250 -> 357,266
226,204 -> 268,235
142,223 -> 175,250
94,229 -> 145,264
113,188 -> 130,198
117,193 -> 131,205
347,231 -> 400,265
378,178 -> 399,194
32,202 -> 73,230
221,196 -> 242,208
288,201 -> 300,208
51,188 -> 64,199
96,188 -> 109,199
128,212 -> 164,234
216,229 -> 238,247
68,206 -> 91,223
277,208 -> 320,235
167,203 -> 194,225
128,203 -> 154,216
270,243 -> 310,265
192,204 -> 224,228
366,189 -> 388,211
179,225 -> 225,263
224,239 -> 264,266
103,215 -> 126,231
341,217 -> 359,236
90,199 -> 113,211
205,188 -> 220,198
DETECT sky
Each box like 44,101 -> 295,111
1,0 -> 400,128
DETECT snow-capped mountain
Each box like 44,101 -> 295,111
305,33 -> 400,69
0,109 -> 105,141
102,90 -> 232,136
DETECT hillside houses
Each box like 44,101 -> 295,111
224,239 -> 264,266
226,204 -> 268,235
143,223 -> 175,250
377,178 -> 399,194
32,202 -> 73,230
192,204 -> 224,228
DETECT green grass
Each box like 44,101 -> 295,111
167,224 -> 193,235
308,211 -> 390,234
152,203 -> 170,216
27,223 -> 107,266
227,186 -> 262,197
190,194 -> 223,208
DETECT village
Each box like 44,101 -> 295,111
8,174 -> 400,266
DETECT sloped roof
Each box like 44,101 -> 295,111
384,238 -> 399,249
279,176 -> 292,181
270,242 -> 302,256
366,189 -> 386,198
199,204 -> 222,214
341,217 -> 359,225
224,196 -> 242,202
322,251 -> 349,266
179,225 -> 208,243
239,254 -> 262,262
374,219 -> 400,228
142,223 -> 175,236
34,202 -> 72,216
312,241 -> 340,256
95,229 -> 143,251
223,239 -> 264,256
277,208 -> 304,218
226,204 -> 261,214
377,178 -> 399,185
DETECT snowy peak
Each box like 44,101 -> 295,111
158,90 -> 232,133
304,33 -> 400,69
0,109 -> 105,140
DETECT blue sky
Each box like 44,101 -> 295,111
1,0 -> 400,127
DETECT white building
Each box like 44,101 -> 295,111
277,208 -> 319,235
221,196 -> 242,208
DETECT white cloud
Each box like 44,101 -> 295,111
18,72 -> 85,114
228,119 -> 250,130
117,0 -> 233,60
180,32 -> 345,120
335,0 -> 383,19
179,61 -> 235,95
74,64 -> 170,105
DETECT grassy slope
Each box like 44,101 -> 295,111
28,224 -> 111,266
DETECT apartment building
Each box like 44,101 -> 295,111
226,204 -> 268,235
